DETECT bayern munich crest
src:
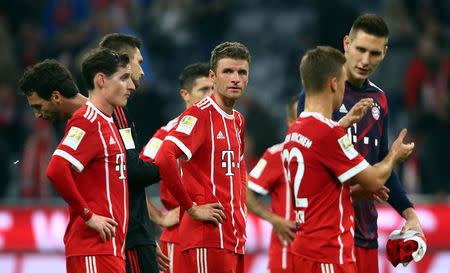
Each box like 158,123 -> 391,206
371,105 -> 380,120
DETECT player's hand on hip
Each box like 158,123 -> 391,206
271,215 -> 296,243
187,202 -> 226,226
85,213 -> 118,243
161,206 -> 180,228
155,241 -> 169,271
338,98 -> 373,129
391,129 -> 415,163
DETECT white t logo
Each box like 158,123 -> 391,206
115,153 -> 126,180
221,150 -> 235,176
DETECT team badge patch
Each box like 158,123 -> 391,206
119,128 -> 135,150
176,115 -> 197,135
62,126 -> 86,150
143,138 -> 163,159
372,106 -> 380,120
249,158 -> 267,179
338,135 -> 358,160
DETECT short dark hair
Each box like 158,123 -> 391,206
300,46 -> 346,93
179,62 -> 210,92
349,14 -> 389,41
81,48 -> 130,90
210,42 -> 251,72
18,59 -> 79,100
99,33 -> 142,57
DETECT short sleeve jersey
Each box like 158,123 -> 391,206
165,95 -> 247,254
140,116 -> 181,243
284,112 -> 369,264
248,142 -> 295,269
52,102 -> 128,259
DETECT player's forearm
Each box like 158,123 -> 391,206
155,141 -> 193,210
385,171 -> 413,215
46,156 -> 93,221
146,194 -> 164,225
126,149 -> 161,188
246,189 -> 276,223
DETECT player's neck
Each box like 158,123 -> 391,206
213,93 -> 235,114
304,94 -> 333,119
89,93 -> 114,116
65,94 -> 88,119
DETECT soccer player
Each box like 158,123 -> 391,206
99,33 -> 171,273
246,96 -> 298,273
154,42 -> 250,273
297,14 -> 423,273
140,62 -> 213,273
286,45 -> 414,273
45,48 -> 134,272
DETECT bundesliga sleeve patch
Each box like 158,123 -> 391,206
249,158 -> 267,179
62,126 -> 86,150
338,135 -> 358,160
119,128 -> 135,150
175,115 -> 197,135
143,138 -> 163,159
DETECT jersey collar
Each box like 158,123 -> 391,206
207,95 -> 235,119
86,101 -> 114,123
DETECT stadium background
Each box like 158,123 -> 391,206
0,0 -> 448,272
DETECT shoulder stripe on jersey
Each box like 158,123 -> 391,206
196,97 -> 210,108
165,136 -> 193,160
337,159 -> 369,183
119,107 -> 129,127
300,112 -> 336,128
97,121 -> 117,257
86,105 -> 96,121
89,111 -> 97,123
248,181 -> 269,195
113,108 -> 124,129
368,80 -> 385,94
200,102 -> 211,110
53,149 -> 84,172
84,105 -> 91,119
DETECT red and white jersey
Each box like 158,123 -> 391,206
165,95 -> 247,254
53,101 -> 128,259
140,116 -> 181,243
283,112 -> 369,264
248,142 -> 295,269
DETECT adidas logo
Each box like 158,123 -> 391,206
339,104 -> 348,113
216,131 -> 225,139
109,136 -> 116,145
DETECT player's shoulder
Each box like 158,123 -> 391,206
266,142 -> 284,155
367,80 -> 387,96
161,115 -> 180,132
299,112 -> 340,129
233,109 -> 245,125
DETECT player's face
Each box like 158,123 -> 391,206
27,92 -> 62,121
344,30 -> 387,86
104,64 -> 135,107
211,58 -> 249,101
130,48 -> 144,89
186,77 -> 213,107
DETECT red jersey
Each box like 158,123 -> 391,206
283,112 -> 369,264
248,142 -> 295,269
140,116 -> 181,243
165,95 -> 247,254
52,102 -> 128,259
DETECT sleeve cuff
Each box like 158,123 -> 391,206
337,159 -> 369,183
248,181 -> 269,195
165,136 -> 193,160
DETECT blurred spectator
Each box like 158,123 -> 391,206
20,119 -> 55,199
403,33 -> 450,196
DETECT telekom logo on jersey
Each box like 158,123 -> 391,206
221,150 -> 236,176
115,153 -> 126,180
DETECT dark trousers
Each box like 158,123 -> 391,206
126,245 -> 158,273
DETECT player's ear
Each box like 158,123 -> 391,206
94,73 -> 105,88
51,91 -> 62,104
343,35 -> 350,53
383,45 -> 388,58
330,77 -> 337,93
180,89 -> 189,102
209,69 -> 215,81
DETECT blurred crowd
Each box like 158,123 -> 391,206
0,0 -> 448,202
